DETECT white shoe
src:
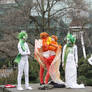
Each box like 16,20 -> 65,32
66,86 -> 71,89
25,86 -> 32,90
17,87 -> 24,90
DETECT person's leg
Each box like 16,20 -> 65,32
45,56 -> 55,84
45,63 -> 50,84
24,60 -> 29,87
24,60 -> 32,90
40,65 -> 44,84
17,60 -> 24,90
44,62 -> 54,89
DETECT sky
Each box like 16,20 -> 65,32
85,0 -> 92,9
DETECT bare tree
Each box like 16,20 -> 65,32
0,0 -> 91,66
31,0 -> 89,32
0,0 -> 34,67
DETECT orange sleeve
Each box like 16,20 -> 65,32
48,41 -> 58,51
59,45 -> 62,49
42,39 -> 49,52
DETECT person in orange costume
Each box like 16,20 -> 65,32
35,33 -> 63,89
40,34 -> 58,86
44,35 -> 61,84
39,32 -> 50,86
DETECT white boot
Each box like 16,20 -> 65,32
25,86 -> 32,90
17,86 -> 24,90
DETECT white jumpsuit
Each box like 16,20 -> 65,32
17,42 -> 30,88
62,44 -> 85,88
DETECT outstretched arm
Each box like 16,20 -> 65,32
18,43 -> 29,55
74,45 -> 78,67
26,43 -> 31,55
62,45 -> 66,67
88,56 -> 92,65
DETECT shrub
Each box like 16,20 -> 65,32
78,55 -> 92,86
29,59 -> 40,83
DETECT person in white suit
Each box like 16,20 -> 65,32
62,33 -> 85,88
16,31 -> 32,90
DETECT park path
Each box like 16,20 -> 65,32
1,84 -> 92,92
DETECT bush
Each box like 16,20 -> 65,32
78,55 -> 92,86
29,59 -> 40,83
0,55 -> 92,86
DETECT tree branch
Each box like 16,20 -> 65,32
36,0 -> 43,13
50,7 -> 73,18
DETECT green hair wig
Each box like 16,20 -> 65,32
18,31 -> 28,40
67,33 -> 76,44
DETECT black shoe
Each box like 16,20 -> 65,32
45,84 -> 54,89
49,81 -> 65,88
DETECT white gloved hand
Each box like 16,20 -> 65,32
88,57 -> 92,65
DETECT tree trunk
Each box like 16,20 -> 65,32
48,0 -> 50,31
41,0 -> 45,32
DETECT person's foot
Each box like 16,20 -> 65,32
17,87 -> 24,90
25,86 -> 32,90
39,83 -> 54,90
38,83 -> 45,90
66,86 -> 71,89
45,84 -> 54,89
40,83 -> 45,85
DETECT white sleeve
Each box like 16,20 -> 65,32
62,45 -> 66,65
38,39 -> 42,48
18,42 -> 29,55
26,43 -> 30,55
74,45 -> 78,64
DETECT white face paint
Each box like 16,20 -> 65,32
67,39 -> 71,44
23,35 -> 28,41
